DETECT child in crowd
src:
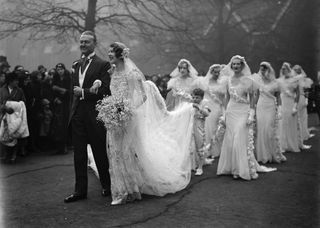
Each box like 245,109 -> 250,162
38,98 -> 53,151
192,88 -> 211,176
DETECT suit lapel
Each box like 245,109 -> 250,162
72,61 -> 80,87
82,55 -> 97,88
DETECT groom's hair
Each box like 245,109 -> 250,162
81,31 -> 97,44
110,43 -> 124,59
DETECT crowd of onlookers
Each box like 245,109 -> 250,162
0,56 -> 172,164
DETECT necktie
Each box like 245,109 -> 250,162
81,57 -> 89,73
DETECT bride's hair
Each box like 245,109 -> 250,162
110,42 -> 125,59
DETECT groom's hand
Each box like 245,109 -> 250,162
74,86 -> 83,97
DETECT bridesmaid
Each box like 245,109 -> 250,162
293,65 -> 313,149
197,64 -> 226,158
166,59 -> 198,111
254,62 -> 286,163
278,62 -> 300,153
217,55 -> 275,180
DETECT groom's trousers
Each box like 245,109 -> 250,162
71,101 -> 110,194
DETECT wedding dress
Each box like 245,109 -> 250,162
89,56 -> 195,204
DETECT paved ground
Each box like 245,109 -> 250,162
0,114 -> 319,228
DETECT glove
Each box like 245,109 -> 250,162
292,103 -> 298,115
247,108 -> 255,125
276,105 -> 282,120
89,80 -> 101,94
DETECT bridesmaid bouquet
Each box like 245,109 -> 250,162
212,117 -> 226,145
96,96 -> 133,130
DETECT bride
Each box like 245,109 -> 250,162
89,42 -> 195,205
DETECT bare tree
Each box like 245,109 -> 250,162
0,0 -> 183,42
0,0 -> 315,74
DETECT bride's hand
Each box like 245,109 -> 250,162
108,64 -> 116,75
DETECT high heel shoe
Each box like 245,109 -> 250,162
301,144 -> 311,150
111,198 -> 124,206
233,174 -> 239,179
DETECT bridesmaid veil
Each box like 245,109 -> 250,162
169,59 -> 198,79
220,55 -> 252,81
259,61 -> 276,81
279,62 -> 294,78
292,65 -> 313,88
194,64 -> 222,91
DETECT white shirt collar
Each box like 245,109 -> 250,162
81,52 -> 95,60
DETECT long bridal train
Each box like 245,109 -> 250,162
88,79 -> 195,198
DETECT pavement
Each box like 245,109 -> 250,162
0,114 -> 319,228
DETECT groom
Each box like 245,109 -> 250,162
64,31 -> 111,203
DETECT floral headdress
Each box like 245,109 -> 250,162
114,42 -> 130,59
122,47 -> 130,59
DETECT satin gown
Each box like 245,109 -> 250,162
217,78 -> 275,180
203,81 -> 225,157
256,81 -> 285,163
297,86 -> 310,142
279,79 -> 301,152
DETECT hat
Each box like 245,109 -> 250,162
0,61 -> 10,69
0,56 -> 7,62
5,72 -> 18,83
55,63 -> 65,69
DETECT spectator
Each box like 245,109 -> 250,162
51,63 -> 72,154
0,59 -> 10,74
157,77 -> 169,99
37,98 -> 53,151
151,74 -> 159,85
28,71 -> 43,152
0,71 -> 5,87
38,65 -> 47,80
0,72 -> 27,163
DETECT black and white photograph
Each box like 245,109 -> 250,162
0,0 -> 319,227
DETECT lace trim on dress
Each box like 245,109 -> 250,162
247,121 -> 258,178
208,89 -> 223,105
282,89 -> 295,99
273,101 -> 286,163
297,110 -> 303,147
229,87 -> 249,104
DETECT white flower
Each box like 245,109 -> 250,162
122,48 -> 130,59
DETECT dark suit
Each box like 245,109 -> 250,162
69,54 -> 111,195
